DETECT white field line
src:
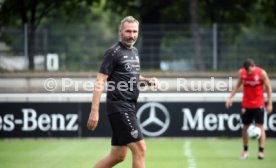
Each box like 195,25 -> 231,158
183,141 -> 197,168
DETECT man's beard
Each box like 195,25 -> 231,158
120,37 -> 137,47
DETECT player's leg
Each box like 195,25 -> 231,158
241,124 -> 250,159
256,123 -> 265,159
128,139 -> 147,168
93,145 -> 128,168
240,108 -> 253,159
255,108 -> 265,159
122,110 -> 146,168
242,124 -> 250,148
93,112 -> 129,168
106,111 -> 145,167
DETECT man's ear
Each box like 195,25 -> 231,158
118,30 -> 122,36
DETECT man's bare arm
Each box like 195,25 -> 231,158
87,73 -> 108,130
262,70 -> 273,113
226,70 -> 243,109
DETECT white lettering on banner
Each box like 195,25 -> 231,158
181,108 -> 276,131
182,108 -> 205,131
66,114 -> 78,130
228,114 -> 240,131
51,114 -> 65,131
38,114 -> 51,131
4,114 -> 15,131
0,108 -> 78,132
182,108 -> 240,131
22,108 -> 37,131
269,114 -> 276,131
217,114 -> 229,130
204,113 -> 217,131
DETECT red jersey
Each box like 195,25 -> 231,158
240,66 -> 264,108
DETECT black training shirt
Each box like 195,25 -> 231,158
99,42 -> 140,114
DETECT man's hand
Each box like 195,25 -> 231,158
87,111 -> 99,131
148,77 -> 159,89
266,103 -> 273,114
225,97 -> 233,109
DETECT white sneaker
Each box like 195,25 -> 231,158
258,152 -> 264,160
240,151 -> 249,160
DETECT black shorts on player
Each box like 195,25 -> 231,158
241,107 -> 265,125
108,111 -> 144,146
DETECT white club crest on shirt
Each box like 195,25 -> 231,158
130,130 -> 138,139
254,75 -> 259,81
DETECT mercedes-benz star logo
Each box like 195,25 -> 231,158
125,63 -> 132,71
137,102 -> 170,137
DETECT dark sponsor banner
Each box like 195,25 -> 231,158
0,103 -> 80,137
136,102 -> 276,137
0,103 -> 111,138
0,102 -> 275,138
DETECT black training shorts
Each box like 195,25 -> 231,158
108,111 -> 144,146
241,107 -> 265,125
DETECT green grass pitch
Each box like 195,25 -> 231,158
0,138 -> 275,168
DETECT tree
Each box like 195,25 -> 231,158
199,0 -> 259,70
0,0 -> 97,70
190,0 -> 204,70
251,0 -> 276,27
103,0 -> 265,70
